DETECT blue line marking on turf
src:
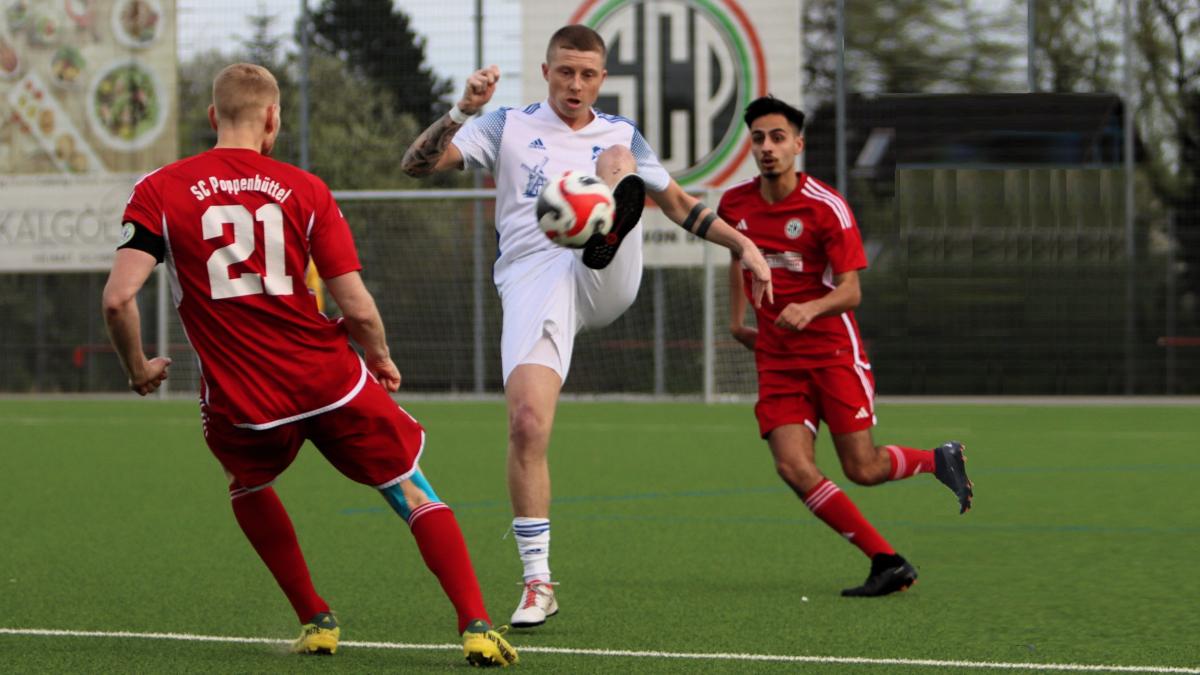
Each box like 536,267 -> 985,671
338,485 -> 788,516
339,463 -> 1200,515
338,464 -> 1200,536
340,496 -> 1199,535
563,513 -> 1200,536
971,463 -> 1200,475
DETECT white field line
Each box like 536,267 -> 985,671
1,628 -> 1197,673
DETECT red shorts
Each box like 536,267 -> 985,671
754,364 -> 876,438
202,379 -> 425,491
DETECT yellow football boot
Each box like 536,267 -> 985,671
291,612 -> 339,655
462,619 -> 519,667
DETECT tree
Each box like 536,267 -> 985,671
1029,0 -> 1122,93
243,10 -> 285,69
178,11 -> 464,189
1133,0 -> 1200,304
1028,0 -> 1200,309
309,0 -> 453,125
177,50 -> 224,157
178,9 -> 295,160
803,0 -> 1019,104
957,0 -> 1024,93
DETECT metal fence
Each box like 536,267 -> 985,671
1,0 -> 1197,396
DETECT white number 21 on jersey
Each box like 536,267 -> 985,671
203,204 -> 294,300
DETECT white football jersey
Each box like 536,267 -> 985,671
452,100 -> 671,276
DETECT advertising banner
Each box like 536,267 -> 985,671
0,0 -> 177,271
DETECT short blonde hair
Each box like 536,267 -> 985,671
212,63 -> 279,123
546,24 -> 606,63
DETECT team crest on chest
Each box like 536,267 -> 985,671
785,218 -> 804,239
521,157 -> 549,198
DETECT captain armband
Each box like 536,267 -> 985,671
116,221 -> 165,263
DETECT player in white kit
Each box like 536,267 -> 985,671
402,24 -> 772,628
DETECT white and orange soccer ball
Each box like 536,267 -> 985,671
536,171 -> 615,248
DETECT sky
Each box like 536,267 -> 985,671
177,0 -> 527,109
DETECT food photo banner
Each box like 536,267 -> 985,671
1,0 -> 177,271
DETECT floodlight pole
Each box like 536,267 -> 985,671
1027,0 -> 1037,91
835,0 -> 847,195
472,0 -> 486,394
702,188 -> 717,404
156,266 -> 168,398
1122,0 -> 1135,394
299,0 -> 311,171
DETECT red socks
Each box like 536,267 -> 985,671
407,503 -> 491,633
230,486 -> 328,624
885,445 -> 935,481
229,483 -> 487,633
802,478 -> 894,558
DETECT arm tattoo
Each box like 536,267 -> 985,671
401,114 -> 462,177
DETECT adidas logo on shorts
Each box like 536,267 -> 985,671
855,407 -> 870,420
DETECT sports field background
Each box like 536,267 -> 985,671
2,399 -> 1197,673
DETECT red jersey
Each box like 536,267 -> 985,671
717,173 -> 870,371
123,148 -> 365,428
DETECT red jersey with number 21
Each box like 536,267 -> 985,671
123,148 -> 365,428
717,173 -> 870,371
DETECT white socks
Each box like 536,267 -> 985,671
512,517 -> 551,583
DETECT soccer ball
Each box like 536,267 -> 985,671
536,171 -> 615,248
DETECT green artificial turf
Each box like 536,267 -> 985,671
1,400 -> 1197,673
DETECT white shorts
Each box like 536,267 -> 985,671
495,225 -> 643,384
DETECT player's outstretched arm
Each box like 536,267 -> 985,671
325,271 -> 402,391
650,181 -> 774,307
401,65 -> 501,177
102,248 -> 171,395
728,254 -> 757,351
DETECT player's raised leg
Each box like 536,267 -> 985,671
574,187 -> 644,332
833,433 -> 974,514
505,362 -> 563,627
379,472 -> 518,667
582,145 -> 645,270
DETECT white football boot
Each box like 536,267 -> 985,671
510,580 -> 559,628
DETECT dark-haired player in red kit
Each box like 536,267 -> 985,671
101,63 -> 516,667
720,96 -> 974,597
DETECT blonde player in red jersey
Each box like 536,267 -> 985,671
101,64 -> 516,667
720,96 -> 974,597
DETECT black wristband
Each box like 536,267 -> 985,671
681,202 -> 706,233
695,212 -> 718,240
